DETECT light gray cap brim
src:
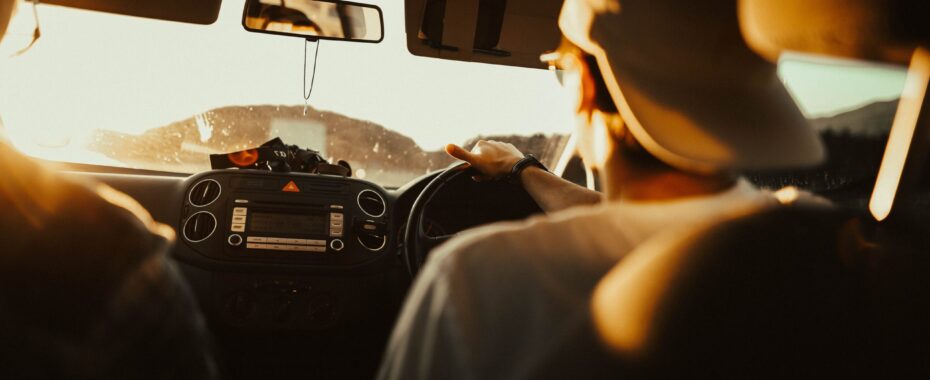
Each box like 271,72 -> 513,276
560,0 -> 825,172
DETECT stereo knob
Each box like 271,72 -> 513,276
228,234 -> 244,247
330,239 -> 345,252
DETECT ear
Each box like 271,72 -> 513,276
577,56 -> 600,117
572,55 -> 614,169
560,54 -> 598,117
589,111 -> 619,169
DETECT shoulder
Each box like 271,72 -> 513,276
434,203 -> 608,255
398,205 -> 628,377
425,203 -> 632,289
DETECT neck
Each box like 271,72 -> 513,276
601,157 -> 737,202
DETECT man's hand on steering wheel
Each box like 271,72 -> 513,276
445,140 -> 523,182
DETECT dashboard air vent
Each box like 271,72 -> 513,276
358,234 -> 388,252
357,189 -> 386,217
355,220 -> 388,252
183,212 -> 217,243
305,178 -> 348,195
189,179 -> 221,207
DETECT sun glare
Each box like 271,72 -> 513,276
869,48 -> 930,222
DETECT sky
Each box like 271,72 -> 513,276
0,0 -> 910,162
777,53 -> 907,117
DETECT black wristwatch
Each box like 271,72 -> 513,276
507,154 -> 548,185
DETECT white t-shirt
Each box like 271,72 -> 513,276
378,180 -> 786,380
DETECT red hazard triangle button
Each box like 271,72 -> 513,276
282,181 -> 300,193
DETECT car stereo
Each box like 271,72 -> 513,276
226,202 -> 347,253
180,171 -> 391,266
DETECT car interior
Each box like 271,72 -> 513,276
2,0 -> 929,378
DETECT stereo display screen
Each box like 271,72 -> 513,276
249,212 -> 327,235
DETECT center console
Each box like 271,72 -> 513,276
175,170 -> 399,332
180,171 -> 391,267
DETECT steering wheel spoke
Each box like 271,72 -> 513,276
421,234 -> 454,252
403,163 -> 542,277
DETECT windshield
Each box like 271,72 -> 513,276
0,1 -> 909,189
0,1 -> 573,187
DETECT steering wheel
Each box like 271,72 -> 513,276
403,163 -> 542,277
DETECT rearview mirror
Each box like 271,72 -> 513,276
243,0 -> 384,43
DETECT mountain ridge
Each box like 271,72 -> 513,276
89,105 -> 567,185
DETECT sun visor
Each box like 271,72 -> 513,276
406,0 -> 563,69
42,0 -> 222,25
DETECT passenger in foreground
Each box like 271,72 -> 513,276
0,1 -> 215,377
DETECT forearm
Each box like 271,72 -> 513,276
520,166 -> 603,213
443,140 -> 602,212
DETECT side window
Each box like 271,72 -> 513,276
748,100 -> 895,207
751,54 -> 907,207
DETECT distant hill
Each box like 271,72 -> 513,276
808,99 -> 898,136
89,105 -> 567,185
90,105 -> 454,184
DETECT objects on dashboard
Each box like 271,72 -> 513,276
210,137 -> 352,177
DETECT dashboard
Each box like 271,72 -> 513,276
64,168 -> 425,378
62,165 -> 539,379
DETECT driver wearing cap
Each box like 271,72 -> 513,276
378,0 -> 824,378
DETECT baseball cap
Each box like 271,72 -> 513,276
559,0 -> 824,172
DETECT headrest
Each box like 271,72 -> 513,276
592,205 -> 930,377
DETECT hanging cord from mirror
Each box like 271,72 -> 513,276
303,38 -> 320,116
13,0 -> 41,57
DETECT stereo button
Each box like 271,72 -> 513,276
231,224 -> 245,232
294,246 -> 326,253
330,239 -> 344,252
247,236 -> 269,243
233,207 -> 248,216
330,213 -> 344,221
232,215 -> 247,224
228,234 -> 244,247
